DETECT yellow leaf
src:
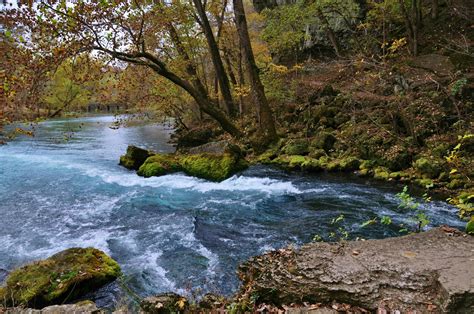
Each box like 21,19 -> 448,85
176,298 -> 186,310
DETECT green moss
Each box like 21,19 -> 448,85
301,158 -> 322,172
137,154 -> 181,177
374,167 -> 390,180
466,217 -> 474,235
310,132 -> 336,152
389,171 -> 409,180
447,179 -> 465,190
1,248 -> 120,308
326,160 -> 341,171
180,153 -> 248,182
283,139 -> 310,155
119,145 -> 153,170
357,168 -> 372,177
256,149 -> 278,164
415,178 -> 434,188
339,157 -> 361,171
359,160 -> 375,170
119,156 -> 135,170
413,158 -> 441,179
308,148 -> 326,159
288,155 -> 307,168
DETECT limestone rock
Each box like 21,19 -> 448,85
237,228 -> 474,312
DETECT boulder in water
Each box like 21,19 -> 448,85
137,154 -> 181,178
0,248 -> 121,308
179,152 -> 248,182
119,145 -> 154,170
135,141 -> 248,182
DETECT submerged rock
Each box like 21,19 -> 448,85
0,248 -> 121,308
237,227 -> 474,312
119,145 -> 154,170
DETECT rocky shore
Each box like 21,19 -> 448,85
1,227 -> 473,313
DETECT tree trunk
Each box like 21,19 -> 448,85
163,22 -> 242,138
317,9 -> 341,57
431,0 -> 439,19
193,0 -> 236,116
232,0 -> 277,141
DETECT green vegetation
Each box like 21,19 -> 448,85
123,150 -> 249,182
0,248 -> 120,308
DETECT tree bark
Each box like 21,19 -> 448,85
232,0 -> 277,141
317,9 -> 342,57
193,0 -> 236,116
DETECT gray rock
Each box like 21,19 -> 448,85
140,293 -> 188,314
238,227 -> 474,313
4,301 -> 101,314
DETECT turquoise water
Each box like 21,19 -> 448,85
0,115 -> 463,299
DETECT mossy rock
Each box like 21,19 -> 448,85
310,132 -> 336,152
413,158 -> 441,179
180,153 -> 248,182
415,178 -> 435,188
359,160 -> 376,170
301,158 -> 322,172
283,139 -> 310,155
338,157 -> 361,171
0,248 -> 120,308
466,217 -> 474,235
374,167 -> 390,180
137,154 -> 181,178
308,148 -> 326,159
287,155 -> 308,169
119,145 -> 154,170
389,171 -> 409,180
447,179 -> 466,190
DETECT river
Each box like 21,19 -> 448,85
0,115 -> 463,302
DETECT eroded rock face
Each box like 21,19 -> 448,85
0,248 -> 121,308
237,227 -> 474,313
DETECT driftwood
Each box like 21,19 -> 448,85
238,227 -> 474,313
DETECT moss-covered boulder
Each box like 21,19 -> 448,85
413,157 -> 441,179
310,132 -> 336,152
137,154 -> 181,178
0,248 -> 120,308
283,139 -> 310,155
373,167 -> 390,180
119,145 -> 154,170
180,153 -> 248,182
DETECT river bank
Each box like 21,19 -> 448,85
1,227 -> 473,313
